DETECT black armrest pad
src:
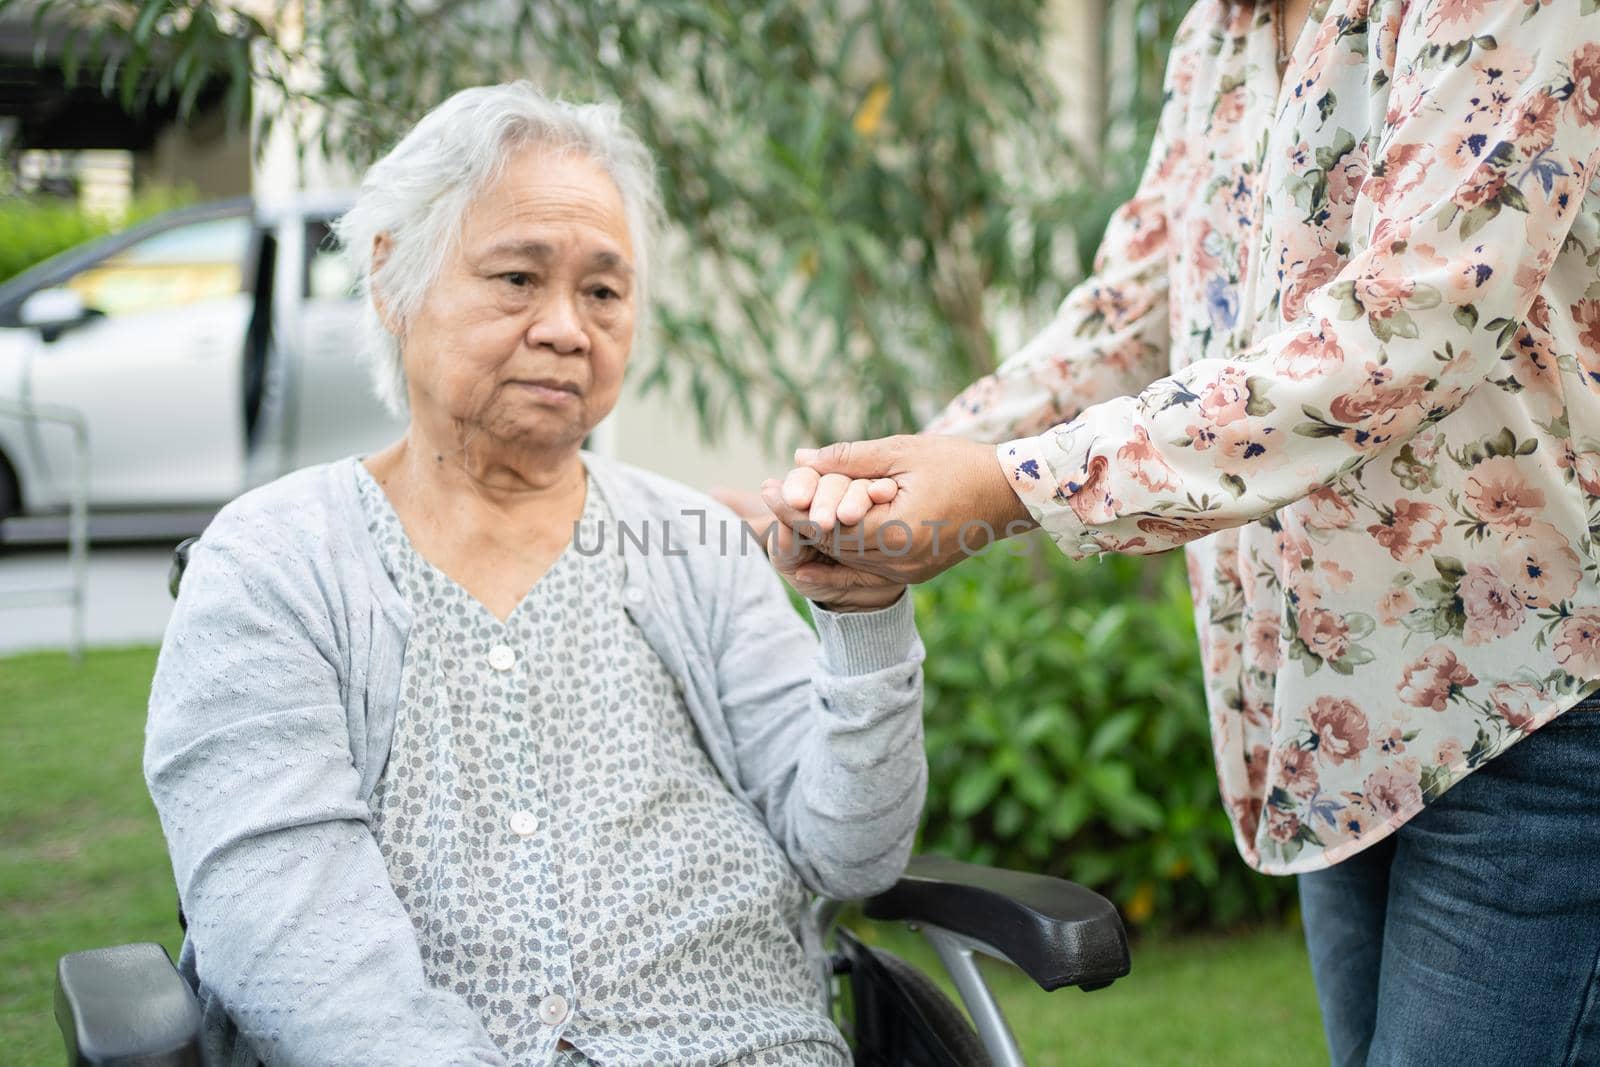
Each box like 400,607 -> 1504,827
863,855 -> 1131,992
56,943 -> 201,1066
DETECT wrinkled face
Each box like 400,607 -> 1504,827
388,144 -> 636,455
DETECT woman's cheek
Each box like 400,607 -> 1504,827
598,311 -> 636,357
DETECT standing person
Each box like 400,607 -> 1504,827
753,2 -> 1600,1063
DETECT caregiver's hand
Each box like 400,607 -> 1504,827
712,484 -> 907,612
710,479 -> 897,546
765,434 -> 1039,586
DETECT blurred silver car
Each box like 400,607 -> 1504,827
0,194 -> 404,525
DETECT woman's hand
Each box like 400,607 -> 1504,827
712,478 -> 898,544
713,482 -> 906,612
763,434 -> 1039,587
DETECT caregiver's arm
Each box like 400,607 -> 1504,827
924,1 -> 1201,443
709,503 -> 926,901
145,509 -> 506,1066
991,0 -> 1600,559
798,0 -> 1600,574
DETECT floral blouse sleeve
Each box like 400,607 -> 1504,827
1002,1 -> 1600,559
924,20 -> 1196,443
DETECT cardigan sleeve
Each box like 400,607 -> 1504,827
145,509 -> 507,1067
999,1 -> 1600,559
711,526 -> 927,901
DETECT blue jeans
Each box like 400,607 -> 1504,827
1298,704 -> 1600,1067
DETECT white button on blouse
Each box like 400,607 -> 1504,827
538,992 -> 570,1026
508,810 -> 538,837
487,644 -> 516,672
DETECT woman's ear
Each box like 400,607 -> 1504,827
370,233 -> 401,335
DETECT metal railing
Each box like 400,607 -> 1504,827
0,396 -> 89,661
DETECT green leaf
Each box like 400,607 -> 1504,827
1329,280 -> 1363,320
1402,608 -> 1445,634
1466,726 -> 1495,767
1048,784 -> 1093,838
993,796 -> 1026,838
132,0 -> 164,44
1245,376 -> 1277,416
980,641 -> 1010,688
1483,427 -> 1518,457
1460,202 -> 1500,239
1384,309 -> 1420,339
1405,285 -> 1441,310
1086,711 -> 1143,763
1316,90 -> 1337,124
1497,318 -> 1520,349
1313,128 -> 1358,171
1102,788 -> 1165,831
1012,757 -> 1055,809
1341,644 -> 1376,667
1419,763 -> 1454,801
1085,759 -> 1134,800
949,764 -> 1002,818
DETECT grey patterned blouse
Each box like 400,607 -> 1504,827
356,467 -> 851,1067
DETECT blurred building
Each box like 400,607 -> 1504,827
0,12 -> 249,208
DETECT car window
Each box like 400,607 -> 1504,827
61,215 -> 251,317
306,220 -> 358,300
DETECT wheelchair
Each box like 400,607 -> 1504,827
53,540 -> 1131,1067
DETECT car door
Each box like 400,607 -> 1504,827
24,210 -> 255,507
288,216 -> 406,468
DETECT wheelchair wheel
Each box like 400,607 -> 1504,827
872,949 -> 994,1066
834,929 -> 993,1066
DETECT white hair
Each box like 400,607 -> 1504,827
334,82 -> 662,415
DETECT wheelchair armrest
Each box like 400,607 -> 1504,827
56,943 -> 201,1066
863,855 -> 1131,993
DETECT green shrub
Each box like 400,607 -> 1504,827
0,189 -> 195,285
913,538 -> 1297,932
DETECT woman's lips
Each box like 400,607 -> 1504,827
511,379 -> 582,403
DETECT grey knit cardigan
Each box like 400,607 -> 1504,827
144,455 -> 927,1066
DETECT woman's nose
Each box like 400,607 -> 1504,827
526,293 -> 589,354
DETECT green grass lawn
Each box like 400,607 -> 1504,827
1,647 -> 1325,1066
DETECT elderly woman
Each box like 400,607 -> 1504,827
144,83 -> 922,1067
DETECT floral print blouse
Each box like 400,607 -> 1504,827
931,0 -> 1600,873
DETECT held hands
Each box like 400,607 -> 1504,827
715,433 -> 1037,606
711,481 -> 906,613
762,434 -> 1038,588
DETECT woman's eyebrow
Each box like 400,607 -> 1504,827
482,239 -> 556,263
479,241 -> 633,276
586,250 -> 634,276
